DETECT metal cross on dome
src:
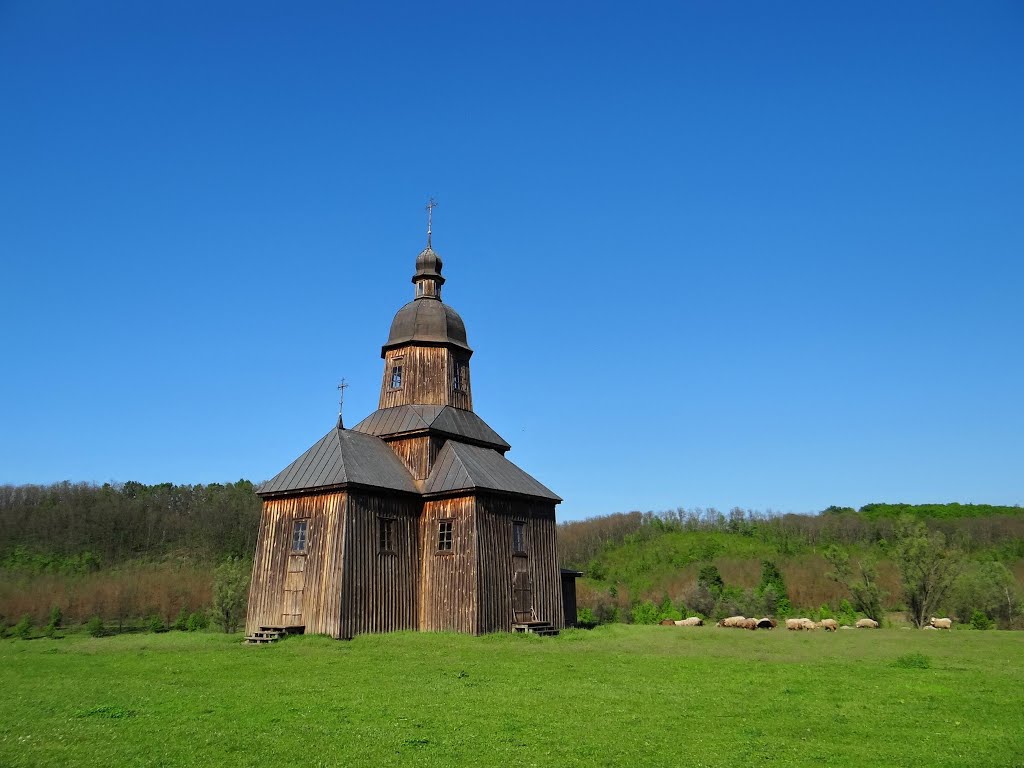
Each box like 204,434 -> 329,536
426,197 -> 437,248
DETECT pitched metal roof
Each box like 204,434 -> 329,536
423,441 -> 561,502
257,427 -> 418,497
352,405 -> 510,451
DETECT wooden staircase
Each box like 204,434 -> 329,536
245,626 -> 302,644
512,621 -> 559,637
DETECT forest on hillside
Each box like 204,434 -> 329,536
559,505 -> 1024,629
1,481 -> 1022,630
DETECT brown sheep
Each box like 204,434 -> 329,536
659,619 -> 675,626
717,615 -> 747,628
855,618 -> 879,629
741,618 -> 758,630
817,619 -> 838,632
929,617 -> 953,630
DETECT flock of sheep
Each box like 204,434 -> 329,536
658,616 -> 955,630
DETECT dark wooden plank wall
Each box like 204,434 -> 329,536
379,346 -> 472,410
385,436 -> 438,481
475,495 -> 562,634
338,493 -> 421,639
418,496 -> 477,632
245,491 -> 347,637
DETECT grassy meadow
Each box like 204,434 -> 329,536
1,625 -> 1022,767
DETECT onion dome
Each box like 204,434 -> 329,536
382,243 -> 472,355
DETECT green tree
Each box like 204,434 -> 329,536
212,556 -> 250,633
952,560 -> 1020,627
823,545 -> 885,622
757,560 -> 787,600
892,518 -> 962,628
697,564 -> 724,595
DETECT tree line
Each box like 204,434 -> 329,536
0,481 -> 261,570
556,503 -> 1024,571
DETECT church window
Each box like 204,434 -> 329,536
291,519 -> 308,553
453,362 -> 468,392
437,520 -> 453,551
390,365 -> 403,389
379,517 -> 395,552
513,521 -> 526,553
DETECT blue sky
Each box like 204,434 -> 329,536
2,2 -> 1022,519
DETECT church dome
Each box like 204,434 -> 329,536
383,299 -> 472,354
414,246 -> 444,280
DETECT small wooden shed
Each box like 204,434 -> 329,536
246,236 -> 567,639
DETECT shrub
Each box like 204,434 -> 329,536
172,609 -> 189,632
12,614 -> 33,640
86,616 -> 104,637
185,612 -> 209,632
46,606 -> 63,630
576,607 -> 598,628
631,600 -> 660,625
147,615 -> 165,633
594,603 -> 619,624
969,610 -> 993,630
836,599 -> 858,626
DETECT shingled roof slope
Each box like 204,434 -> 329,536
352,405 -> 510,450
257,427 -> 418,497
424,441 -> 561,502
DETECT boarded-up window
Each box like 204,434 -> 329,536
379,517 -> 395,552
512,521 -> 526,553
437,520 -> 453,551
292,519 -> 308,552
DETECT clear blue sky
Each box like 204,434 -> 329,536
2,2 -> 1022,520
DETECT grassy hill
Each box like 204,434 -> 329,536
560,504 -> 1024,627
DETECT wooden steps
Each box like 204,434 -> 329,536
512,621 -> 559,637
245,626 -> 302,644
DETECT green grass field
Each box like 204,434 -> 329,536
1,626 -> 1022,767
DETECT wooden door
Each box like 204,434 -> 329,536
282,555 -> 305,627
512,559 -> 532,623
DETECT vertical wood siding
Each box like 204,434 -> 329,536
245,492 -> 347,637
475,496 -> 562,634
378,346 -> 472,411
338,494 -> 420,639
419,496 -> 477,632
384,436 -> 433,480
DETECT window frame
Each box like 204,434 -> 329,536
378,516 -> 396,554
436,519 -> 454,553
512,520 -> 527,555
389,362 -> 404,390
291,519 -> 309,554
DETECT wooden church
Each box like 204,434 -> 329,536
245,218 -> 568,640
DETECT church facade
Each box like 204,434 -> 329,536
245,232 -> 565,639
